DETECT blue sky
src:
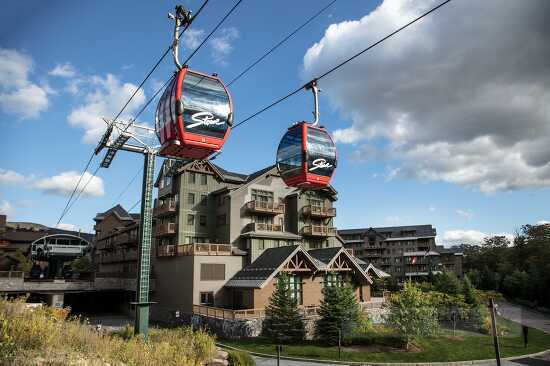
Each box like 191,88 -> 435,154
1,0 -> 549,244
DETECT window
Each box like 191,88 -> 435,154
324,273 -> 343,288
187,214 -> 195,226
164,175 -> 172,187
257,239 -> 265,250
200,292 -> 214,305
188,172 -> 196,184
200,174 -> 207,185
251,189 -> 273,203
188,193 -> 195,205
281,275 -> 303,305
216,214 -> 226,226
200,215 -> 207,226
200,263 -> 225,281
201,194 -> 208,206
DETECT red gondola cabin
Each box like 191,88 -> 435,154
276,122 -> 337,188
155,68 -> 233,159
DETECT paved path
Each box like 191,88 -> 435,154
496,302 -> 550,334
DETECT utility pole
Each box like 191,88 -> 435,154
134,150 -> 156,335
95,119 -> 171,337
489,298 -> 502,366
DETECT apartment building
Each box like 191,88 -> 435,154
339,225 -> 463,280
93,205 -> 142,278
152,159 -> 340,264
93,160 -> 386,324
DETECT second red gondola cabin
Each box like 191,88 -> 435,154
276,122 -> 337,189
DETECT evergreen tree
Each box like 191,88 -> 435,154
262,273 -> 305,343
316,284 -> 360,345
461,275 -> 478,306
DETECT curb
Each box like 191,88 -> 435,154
217,343 -> 550,366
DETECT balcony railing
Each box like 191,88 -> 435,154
246,222 -> 283,232
155,222 -> 177,237
245,200 -> 285,215
113,233 -> 138,246
303,205 -> 336,218
302,225 -> 336,237
99,250 -> 138,263
158,243 -> 232,257
154,199 -> 177,217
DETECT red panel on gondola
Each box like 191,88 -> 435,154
276,122 -> 337,188
155,68 -> 233,159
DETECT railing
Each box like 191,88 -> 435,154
303,205 -> 336,218
192,305 -> 321,320
113,233 -> 138,246
363,252 -> 383,258
155,222 -> 177,237
246,222 -> 283,232
158,243 -> 232,257
302,225 -> 336,237
154,199 -> 177,217
245,200 -> 284,215
100,250 -> 138,263
0,271 -> 24,279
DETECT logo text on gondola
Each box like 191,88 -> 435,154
188,112 -> 225,129
309,158 -> 332,172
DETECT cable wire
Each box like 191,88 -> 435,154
56,1 -> 210,225
56,153 -> 96,225
114,167 -> 143,203
233,0 -> 453,130
131,0 -> 244,123
128,199 -> 141,213
227,0 -> 337,87
58,164 -> 101,225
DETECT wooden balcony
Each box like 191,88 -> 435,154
192,304 -> 321,320
154,199 -> 177,217
158,243 -> 232,257
155,222 -> 177,237
246,222 -> 283,232
302,225 -> 336,237
113,233 -> 138,246
303,205 -> 336,218
245,200 -> 284,215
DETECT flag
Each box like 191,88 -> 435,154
411,256 -> 417,264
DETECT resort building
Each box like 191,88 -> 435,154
93,160 -> 386,326
339,225 -> 463,280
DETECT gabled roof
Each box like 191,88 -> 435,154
362,263 -> 391,279
225,245 -> 319,289
308,247 -> 373,284
94,204 -> 135,222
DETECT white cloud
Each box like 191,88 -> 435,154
56,223 -> 77,231
67,74 -> 146,143
456,209 -> 473,221
0,200 -> 15,217
0,169 -> 30,185
34,171 -> 104,197
48,62 -> 76,78
183,28 -> 205,49
209,27 -> 239,66
0,48 -> 50,119
303,0 -> 550,192
441,229 -> 514,245
428,205 -> 436,212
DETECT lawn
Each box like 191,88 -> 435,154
222,318 -> 550,363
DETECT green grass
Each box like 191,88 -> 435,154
222,319 -> 550,363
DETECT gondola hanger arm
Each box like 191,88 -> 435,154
169,5 -> 192,70
304,79 -> 320,127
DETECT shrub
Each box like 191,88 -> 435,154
0,296 -> 216,365
228,350 -> 255,366
71,255 -> 93,273
384,282 -> 439,348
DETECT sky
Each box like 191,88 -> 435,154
1,0 -> 549,245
